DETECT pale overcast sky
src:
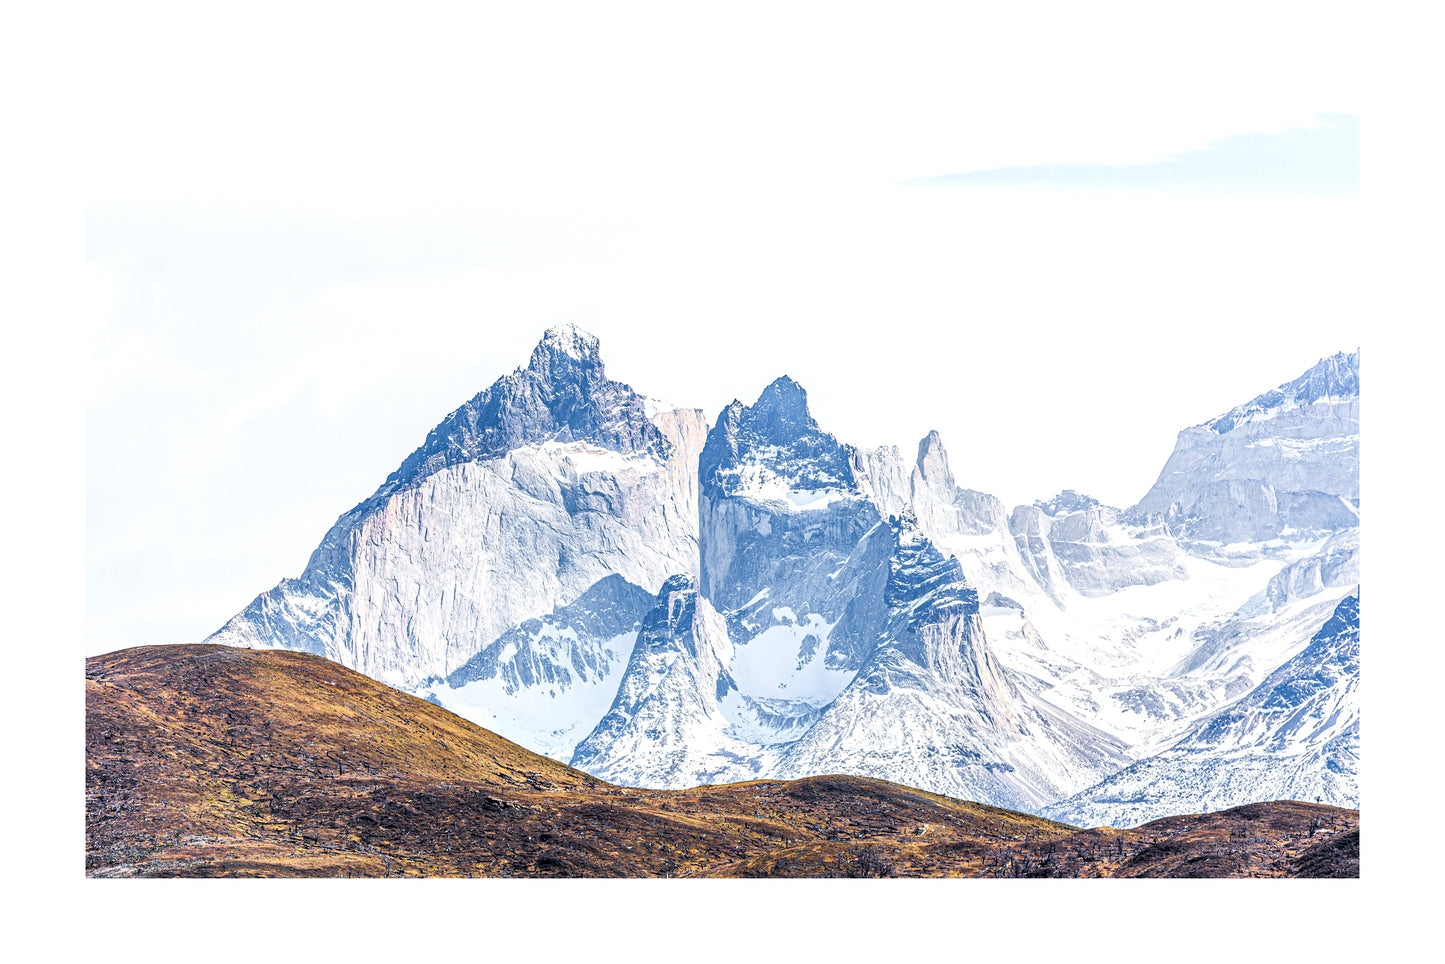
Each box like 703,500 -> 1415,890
82,4 -> 1367,658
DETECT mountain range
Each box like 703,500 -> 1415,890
206,326 -> 1360,824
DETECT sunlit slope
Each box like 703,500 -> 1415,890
86,645 -> 1356,878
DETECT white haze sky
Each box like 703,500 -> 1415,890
84,80 -> 1369,656
84,1 -> 1363,657
22,0 -> 1438,950
86,183 -> 1362,656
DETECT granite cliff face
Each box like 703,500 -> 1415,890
698,376 -> 883,673
206,325 -> 706,691
861,433 -> 1043,610
1008,495 -> 1188,600
1263,530 -> 1359,611
1130,351 -> 1359,544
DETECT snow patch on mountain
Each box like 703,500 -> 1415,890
421,573 -> 656,760
773,515 -> 1130,810
727,613 -> 853,705
428,629 -> 638,760
535,439 -> 667,478
1045,591 -> 1359,827
722,461 -> 852,511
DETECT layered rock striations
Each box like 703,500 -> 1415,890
1130,351 -> 1359,544
1009,495 -> 1188,600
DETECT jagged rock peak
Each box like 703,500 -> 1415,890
1207,350 -> 1360,434
659,572 -> 698,593
747,375 -> 817,440
527,323 -> 605,381
537,322 -> 600,359
1034,489 -> 1103,516
642,574 -> 702,648
700,375 -> 863,496
884,513 -> 976,616
379,326 -> 671,493
915,430 -> 956,493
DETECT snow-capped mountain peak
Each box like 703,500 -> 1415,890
380,325 -> 671,496
1130,351 -> 1360,544
1207,350 -> 1360,435
697,377 -> 882,645
205,328 -> 706,691
700,376 -> 864,499
568,574 -> 762,788
534,322 -> 601,364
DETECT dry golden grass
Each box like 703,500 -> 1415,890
86,645 -> 1358,878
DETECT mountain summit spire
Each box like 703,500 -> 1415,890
742,376 -> 817,446
529,324 -> 604,378
378,325 -> 668,494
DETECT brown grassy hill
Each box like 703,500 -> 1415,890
85,645 -> 1358,878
